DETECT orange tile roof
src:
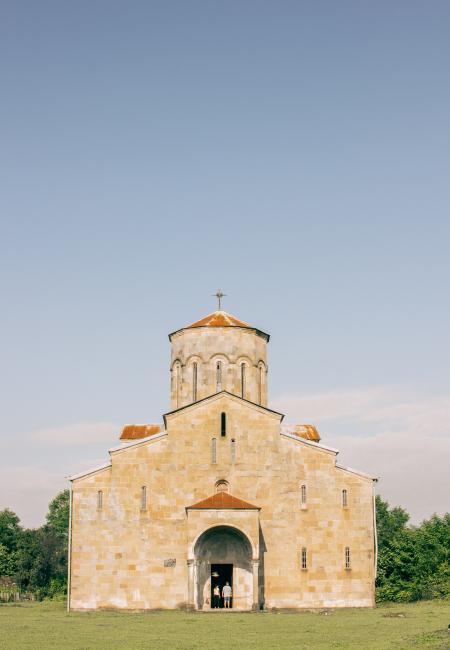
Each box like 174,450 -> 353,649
187,311 -> 251,329
120,424 -> 162,441
169,310 -> 269,341
187,492 -> 260,510
284,424 -> 321,442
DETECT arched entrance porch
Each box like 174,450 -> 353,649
191,525 -> 257,610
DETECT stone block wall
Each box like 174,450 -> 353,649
69,392 -> 375,611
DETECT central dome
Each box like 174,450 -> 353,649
169,310 -> 269,342
168,310 -> 269,409
188,310 -> 251,329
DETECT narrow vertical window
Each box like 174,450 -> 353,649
259,365 -> 263,404
176,363 -> 181,407
301,484 -> 307,506
216,361 -> 222,392
192,362 -> 198,402
342,489 -> 348,507
231,438 -> 236,463
97,490 -> 103,510
221,412 -> 226,437
141,485 -> 147,511
211,438 -> 217,464
345,547 -> 351,570
240,363 -> 246,399
301,547 -> 307,570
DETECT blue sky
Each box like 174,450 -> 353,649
1,1 -> 449,526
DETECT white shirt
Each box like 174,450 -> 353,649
222,585 -> 232,597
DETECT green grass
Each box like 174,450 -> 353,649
0,600 -> 449,650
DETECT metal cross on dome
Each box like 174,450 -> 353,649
213,290 -> 226,310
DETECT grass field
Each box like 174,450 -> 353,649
0,600 -> 449,650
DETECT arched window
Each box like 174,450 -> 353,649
301,484 -> 307,506
141,485 -> 147,511
215,480 -> 229,493
97,490 -> 103,510
345,547 -> 351,570
240,363 -> 246,399
342,489 -> 348,508
231,438 -> 236,463
192,362 -> 198,402
221,412 -> 226,437
175,363 -> 181,407
211,438 -> 217,464
258,364 -> 264,404
301,547 -> 307,570
216,361 -> 222,392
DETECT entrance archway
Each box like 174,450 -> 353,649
193,525 -> 254,610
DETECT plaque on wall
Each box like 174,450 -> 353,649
164,558 -> 176,567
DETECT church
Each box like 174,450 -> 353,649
68,304 -> 377,611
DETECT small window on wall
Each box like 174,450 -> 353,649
97,490 -> 103,510
215,480 -> 229,493
192,363 -> 198,402
175,363 -> 181,407
221,412 -> 226,437
216,361 -> 222,392
141,485 -> 147,511
301,484 -> 307,506
345,547 -> 351,570
240,363 -> 246,399
231,438 -> 236,463
301,547 -> 307,570
211,438 -> 217,464
342,489 -> 348,508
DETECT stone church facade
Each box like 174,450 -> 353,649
68,310 -> 377,611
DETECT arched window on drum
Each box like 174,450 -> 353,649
216,361 -> 222,392
192,362 -> 198,402
258,362 -> 266,405
240,362 -> 246,399
174,362 -> 182,407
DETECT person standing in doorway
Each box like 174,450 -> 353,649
213,584 -> 220,608
222,582 -> 232,608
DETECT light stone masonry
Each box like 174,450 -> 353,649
68,310 -> 376,611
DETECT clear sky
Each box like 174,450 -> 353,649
1,1 -> 449,527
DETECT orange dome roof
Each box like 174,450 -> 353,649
169,310 -> 269,341
188,310 -> 251,328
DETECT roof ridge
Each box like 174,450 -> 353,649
163,390 -> 284,422
187,491 -> 260,510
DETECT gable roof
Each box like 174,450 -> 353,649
120,424 -> 162,441
281,423 -> 321,442
169,310 -> 269,341
68,461 -> 111,482
187,492 -> 260,510
163,390 -> 284,425
69,431 -> 168,481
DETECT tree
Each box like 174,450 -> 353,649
45,490 -> 70,542
7,491 -> 70,598
414,513 -> 450,599
14,529 -> 42,591
0,508 -> 22,552
376,496 -> 450,602
14,526 -> 67,599
375,495 -> 409,547
0,543 -> 16,576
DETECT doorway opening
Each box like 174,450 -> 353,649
194,525 -> 253,610
210,563 -> 233,608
